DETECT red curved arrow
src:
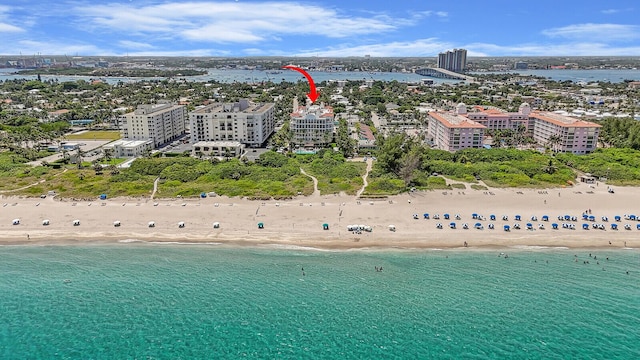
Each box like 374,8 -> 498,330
282,65 -> 319,103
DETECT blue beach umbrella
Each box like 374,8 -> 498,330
582,223 -> 589,230
611,223 -> 618,230
423,213 -> 429,219
515,215 -> 521,221
542,215 -> 549,221
503,225 -> 510,231
444,213 -> 450,219
615,215 -> 621,221
551,223 -> 558,229
490,214 -> 496,221
588,215 -> 595,221
449,222 -> 456,229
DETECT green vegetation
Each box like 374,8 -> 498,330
298,151 -> 366,195
65,131 -> 121,141
555,148 -> 640,185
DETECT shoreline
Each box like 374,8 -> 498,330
1,182 -> 639,251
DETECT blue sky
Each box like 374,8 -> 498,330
1,1 -> 640,57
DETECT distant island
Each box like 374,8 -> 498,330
18,67 -> 208,78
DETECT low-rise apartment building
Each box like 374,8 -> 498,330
290,100 -> 335,147
120,103 -> 186,148
427,112 -> 485,151
189,99 -> 275,147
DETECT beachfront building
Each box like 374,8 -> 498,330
427,112 -> 485,151
188,99 -> 275,148
289,99 -> 335,147
192,141 -> 244,159
103,139 -> 153,158
120,103 -> 186,148
451,102 -> 601,154
529,112 -> 601,154
458,103 -> 530,132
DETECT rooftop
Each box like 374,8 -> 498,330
429,112 -> 486,129
530,111 -> 602,128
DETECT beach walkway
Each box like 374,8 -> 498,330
356,158 -> 373,198
300,168 -> 320,197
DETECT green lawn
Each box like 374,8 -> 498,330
64,131 -> 121,141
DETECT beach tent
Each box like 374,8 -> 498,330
73,220 -> 80,226
515,215 -> 521,221
323,223 -> 329,230
490,215 -> 496,221
513,223 -> 521,229
531,216 -> 537,221
462,223 -> 469,229
503,225 -> 510,232
449,222 -> 456,229
413,214 -> 419,220
258,222 -> 264,229
637,223 -> 640,230
100,194 -> 107,200
148,221 -> 155,228
12,219 -> 20,225
602,216 -> 608,222
582,223 -> 589,230
114,220 -> 121,227
571,216 -> 578,222
436,223 -> 443,229
423,213 -> 429,219
614,215 -> 621,222
488,223 -> 494,230
502,215 -> 509,221
630,215 -> 637,221
178,221 -> 185,228
42,219 -> 50,226
611,223 -> 618,230
624,224 -> 631,230
538,223 -> 545,230
388,225 -> 396,232
552,223 -> 559,229
364,226 -> 372,232
213,222 -> 220,228
542,215 -> 549,221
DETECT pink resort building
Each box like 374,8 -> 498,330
427,102 -> 601,154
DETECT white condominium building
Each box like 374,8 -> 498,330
290,100 -> 335,147
120,103 -> 186,148
189,99 -> 275,147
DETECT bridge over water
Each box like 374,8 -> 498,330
415,67 -> 475,81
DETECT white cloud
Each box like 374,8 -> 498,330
118,40 -> 156,50
4,40 -> 108,56
296,38 -> 453,57
541,23 -> 640,41
466,42 -> 640,56
72,1 -> 412,44
601,9 -> 620,14
0,5 -> 24,33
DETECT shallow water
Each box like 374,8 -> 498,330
1,245 -> 638,359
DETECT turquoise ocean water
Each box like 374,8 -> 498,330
1,245 -> 638,359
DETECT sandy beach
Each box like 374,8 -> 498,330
1,180 -> 638,249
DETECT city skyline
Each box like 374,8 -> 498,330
1,1 -> 639,57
